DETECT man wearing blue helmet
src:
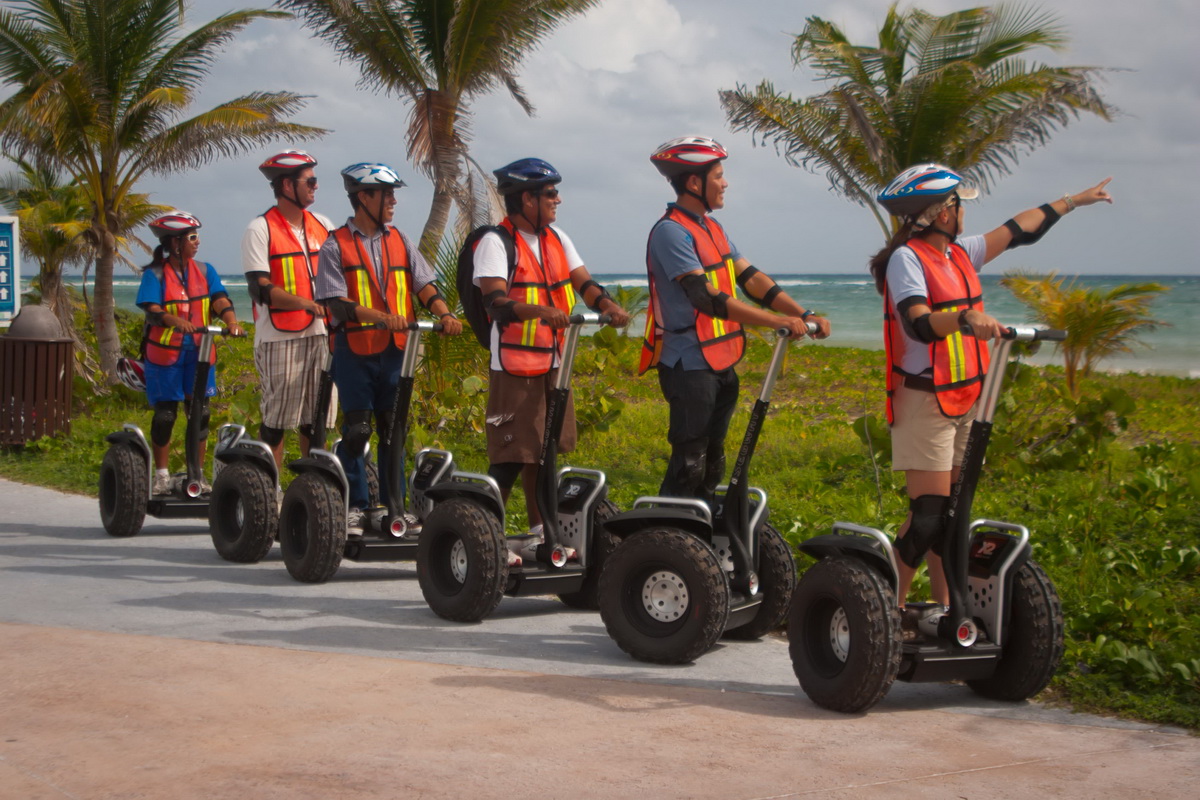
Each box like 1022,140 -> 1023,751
869,164 -> 1112,631
314,162 -> 463,536
473,157 -> 629,562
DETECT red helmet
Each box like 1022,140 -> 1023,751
259,150 -> 317,181
650,136 -> 728,178
149,211 -> 201,240
115,357 -> 146,393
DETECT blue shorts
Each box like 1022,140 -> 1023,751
144,348 -> 218,406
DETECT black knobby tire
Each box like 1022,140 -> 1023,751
99,444 -> 148,538
208,461 -> 278,563
967,559 -> 1065,701
365,458 -> 381,508
416,497 -> 507,622
278,472 -> 346,583
725,522 -> 797,640
558,498 -> 621,610
789,557 -> 901,713
598,529 -> 730,664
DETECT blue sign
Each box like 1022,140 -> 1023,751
0,217 -> 19,323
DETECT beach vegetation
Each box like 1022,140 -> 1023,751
0,0 -> 326,382
719,2 -> 1116,237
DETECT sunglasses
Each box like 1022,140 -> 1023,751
183,232 -> 200,243
301,177 -> 318,188
538,188 -> 560,199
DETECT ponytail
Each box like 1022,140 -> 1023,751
868,218 -> 918,296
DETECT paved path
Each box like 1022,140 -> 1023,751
1,478 -> 1195,798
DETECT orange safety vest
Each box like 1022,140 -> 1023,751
261,206 -> 329,332
639,207 -> 744,375
496,218 -> 577,377
334,225 -> 415,355
144,259 -> 214,367
884,238 -> 990,423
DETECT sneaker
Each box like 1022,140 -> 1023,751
152,473 -> 172,496
365,506 -> 387,535
346,507 -> 365,537
402,512 -> 422,537
508,526 -> 577,564
506,549 -> 523,568
199,480 -> 212,495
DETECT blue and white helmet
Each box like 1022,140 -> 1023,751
340,162 -> 406,194
877,164 -> 978,218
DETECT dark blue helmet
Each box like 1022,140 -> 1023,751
493,158 -> 561,195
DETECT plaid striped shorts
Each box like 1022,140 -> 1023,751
253,335 -> 337,430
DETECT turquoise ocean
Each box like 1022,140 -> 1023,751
71,272 -> 1197,378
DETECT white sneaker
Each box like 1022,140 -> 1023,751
152,474 -> 172,496
346,508 -> 365,537
508,525 -> 577,564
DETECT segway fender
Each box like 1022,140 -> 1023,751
799,532 -> 896,586
423,477 -> 505,522
603,507 -> 713,541
105,425 -> 152,486
213,425 -> 278,484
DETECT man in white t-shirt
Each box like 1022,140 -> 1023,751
473,158 -> 629,554
242,150 -> 336,467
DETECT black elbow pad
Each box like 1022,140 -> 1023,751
326,298 -> 359,323
246,272 -> 274,304
1004,204 -> 1061,249
909,313 -> 939,344
679,273 -> 730,319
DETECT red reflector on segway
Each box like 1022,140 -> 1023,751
186,481 -> 202,498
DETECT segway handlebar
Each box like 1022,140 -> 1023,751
774,321 -> 820,338
197,324 -> 246,338
1003,325 -> 1067,342
568,312 -> 613,326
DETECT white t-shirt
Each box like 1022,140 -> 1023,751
242,209 -> 335,345
472,224 -> 585,371
886,233 -> 987,376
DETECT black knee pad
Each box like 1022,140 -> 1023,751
341,410 -> 373,456
258,424 -> 285,447
150,402 -> 178,446
487,462 -> 523,493
679,440 -> 708,492
896,494 -> 948,569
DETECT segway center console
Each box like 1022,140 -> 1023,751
789,326 -> 1067,713
597,323 -> 818,664
100,326 -> 241,537
276,321 -> 453,583
416,313 -> 620,622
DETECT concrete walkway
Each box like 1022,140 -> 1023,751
1,478 -> 1195,798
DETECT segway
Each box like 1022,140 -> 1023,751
597,323 -> 816,664
416,312 -> 620,622
100,325 -> 241,537
276,320 -> 453,583
789,326 -> 1067,713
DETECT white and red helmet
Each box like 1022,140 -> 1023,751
259,149 -> 317,181
650,136 -> 729,178
115,357 -> 146,393
148,211 -> 201,240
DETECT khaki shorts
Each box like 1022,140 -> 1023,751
485,369 -> 576,464
890,383 -> 977,472
254,335 -> 337,430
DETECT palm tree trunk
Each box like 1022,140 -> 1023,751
90,227 -> 121,383
419,184 -> 454,262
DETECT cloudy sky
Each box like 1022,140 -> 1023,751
20,0 -> 1200,277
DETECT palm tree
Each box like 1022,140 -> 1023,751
0,0 -> 327,380
720,3 -> 1116,237
0,159 -> 163,341
1001,271 -> 1168,396
277,0 -> 601,259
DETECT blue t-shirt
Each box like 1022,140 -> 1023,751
136,261 -> 228,351
647,203 -> 741,370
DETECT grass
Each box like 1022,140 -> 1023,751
3,317 -> 1198,729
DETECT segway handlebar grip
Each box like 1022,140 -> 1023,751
774,322 -> 818,338
567,312 -> 610,326
407,320 -> 442,333
1003,325 -> 1068,343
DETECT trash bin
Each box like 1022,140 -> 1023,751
0,305 -> 74,446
